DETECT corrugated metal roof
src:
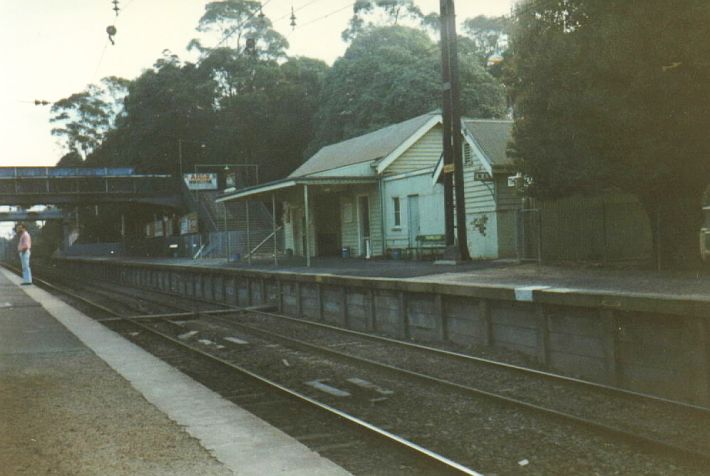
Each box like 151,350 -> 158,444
462,119 -> 514,170
290,111 -> 440,178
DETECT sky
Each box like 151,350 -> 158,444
0,0 -> 515,168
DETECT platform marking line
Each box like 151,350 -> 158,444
4,269 -> 352,476
514,285 -> 551,302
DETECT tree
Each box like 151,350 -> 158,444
506,0 -> 710,267
92,52 -> 216,174
462,15 -> 510,67
49,77 -> 129,159
342,0 -> 425,41
188,0 -> 288,60
55,151 -> 83,167
309,26 -> 506,154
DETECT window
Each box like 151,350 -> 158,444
392,197 -> 401,227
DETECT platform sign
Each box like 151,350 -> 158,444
184,173 -> 218,191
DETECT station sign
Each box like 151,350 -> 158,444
183,173 -> 218,191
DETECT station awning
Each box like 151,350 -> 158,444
216,176 -> 378,203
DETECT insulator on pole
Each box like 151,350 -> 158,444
290,6 -> 296,30
106,25 -> 117,45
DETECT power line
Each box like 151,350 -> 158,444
290,1 -> 355,31
213,0 -> 275,49
271,0 -> 329,24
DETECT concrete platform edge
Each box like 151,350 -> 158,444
1,268 -> 350,476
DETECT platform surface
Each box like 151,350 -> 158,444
77,255 -> 710,302
0,268 -> 350,476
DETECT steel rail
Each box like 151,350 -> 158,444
24,268 -> 483,476
208,315 -> 710,466
245,308 -> 710,414
23,262 -> 710,414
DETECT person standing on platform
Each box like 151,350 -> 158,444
16,223 -> 32,285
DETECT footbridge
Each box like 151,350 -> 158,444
0,167 -> 182,208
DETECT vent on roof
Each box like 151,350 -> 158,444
463,142 -> 473,166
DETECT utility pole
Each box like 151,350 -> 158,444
439,0 -> 470,262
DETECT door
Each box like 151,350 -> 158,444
358,195 -> 370,256
407,195 -> 420,248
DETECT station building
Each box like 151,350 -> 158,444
217,111 -> 517,261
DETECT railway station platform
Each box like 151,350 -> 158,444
79,255 -> 710,301
55,255 -> 710,407
0,268 -> 349,475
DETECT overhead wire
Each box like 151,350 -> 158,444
289,1 -> 356,32
212,0 -> 275,49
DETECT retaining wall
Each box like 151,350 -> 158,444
60,258 -> 710,406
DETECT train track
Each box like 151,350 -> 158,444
17,265 -> 481,475
17,263 -> 710,474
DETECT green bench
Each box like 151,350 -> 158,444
415,234 -> 447,258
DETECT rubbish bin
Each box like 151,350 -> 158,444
341,247 -> 351,258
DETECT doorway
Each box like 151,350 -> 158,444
407,194 -> 420,248
358,195 -> 370,256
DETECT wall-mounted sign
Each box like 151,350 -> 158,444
184,173 -> 218,190
473,171 -> 493,182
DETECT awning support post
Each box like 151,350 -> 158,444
304,184 -> 311,267
272,193 -> 278,266
246,201 -> 252,265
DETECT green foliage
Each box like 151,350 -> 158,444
343,0 -> 425,41
189,0 -> 288,60
462,15 -> 510,67
507,0 -> 710,265
49,77 -> 128,159
309,26 -> 506,154
55,151 -> 83,167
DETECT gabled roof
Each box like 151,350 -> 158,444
462,119 -> 514,171
290,111 -> 441,178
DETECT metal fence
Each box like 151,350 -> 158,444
517,194 -> 653,263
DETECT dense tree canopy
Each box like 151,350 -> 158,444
309,26 -> 507,154
49,77 -> 129,158
46,4 -> 508,246
506,0 -> 710,265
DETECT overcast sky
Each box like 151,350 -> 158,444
0,0 -> 514,168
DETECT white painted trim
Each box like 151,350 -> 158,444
432,155 -> 444,185
356,194 -> 370,256
383,167 -> 436,182
216,180 -> 296,202
376,115 -> 443,174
